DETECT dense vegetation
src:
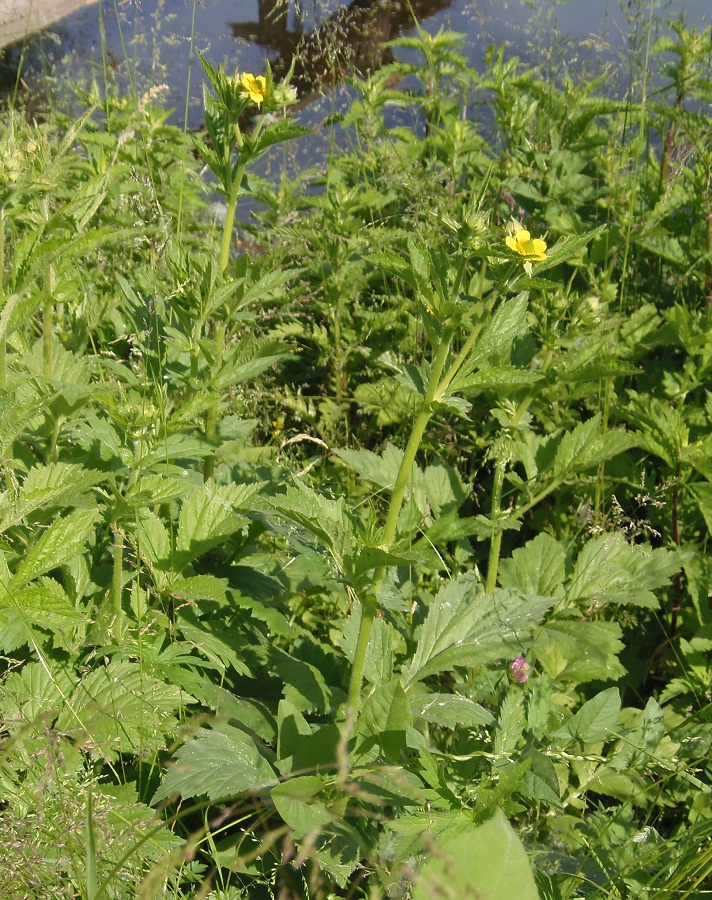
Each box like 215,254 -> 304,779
1,8 -> 711,898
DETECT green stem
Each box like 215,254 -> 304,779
203,319 -> 226,482
219,161 -> 247,273
333,296 -> 343,407
346,326 -> 455,716
485,457 -> 505,594
111,529 -> 124,638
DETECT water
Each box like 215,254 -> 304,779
5,0 -> 711,129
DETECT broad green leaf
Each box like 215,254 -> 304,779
132,510 -> 171,570
271,776 -> 332,839
414,808 -> 539,900
169,575 -> 228,603
13,509 -> 98,587
494,689 -> 526,755
123,474 -> 193,507
422,460 -> 468,517
175,483 -> 251,568
552,415 -> 637,479
520,748 -> 561,807
58,660 -> 193,759
270,647 -> 332,714
268,482 -> 355,572
452,365 -> 542,395
339,605 -> 395,685
2,659 -> 76,730
176,608 -> 253,677
464,293 -> 529,375
567,533 -> 684,609
402,573 -> 554,687
498,532 -> 566,598
153,723 -> 277,802
334,443 -> 405,492
359,679 -> 412,741
0,463 -> 104,533
1,580 -> 81,616
553,687 -> 621,750
412,693 -> 495,728
611,696 -> 666,770
532,619 -> 626,683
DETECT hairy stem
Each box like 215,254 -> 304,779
111,529 -> 124,638
346,326 -> 455,716
485,457 -> 506,594
203,319 -> 226,482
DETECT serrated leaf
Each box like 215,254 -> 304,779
412,693 -> 495,728
402,573 -> 554,687
170,575 -> 228,603
465,293 -> 529,374
567,533 -> 684,609
553,687 -> 621,750
452,365 -> 542,394
532,619 -> 626,683
175,484 -> 250,568
552,415 -> 637,479
153,723 -> 277,802
498,533 -> 566,598
13,509 -> 98,587
59,660 -> 193,758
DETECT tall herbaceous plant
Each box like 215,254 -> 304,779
0,7 -> 710,900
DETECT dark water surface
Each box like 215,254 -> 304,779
9,0 -> 712,129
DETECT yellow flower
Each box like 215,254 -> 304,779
505,229 -> 548,262
240,73 -> 267,106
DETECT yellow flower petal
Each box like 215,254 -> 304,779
505,228 -> 548,263
240,73 -> 267,106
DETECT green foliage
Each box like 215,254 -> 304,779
1,9 -> 711,899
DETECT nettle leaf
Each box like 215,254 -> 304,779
494,689 -> 526,756
12,509 -> 99,587
402,572 -> 554,687
0,466 -> 102,535
153,723 -> 277,803
457,293 -> 529,381
452,365 -> 542,395
175,483 -> 253,568
552,415 -> 637,480
2,659 -> 76,730
626,393 -> 688,467
133,510 -> 172,571
414,808 -> 539,900
334,443 -> 404,491
612,697 -> 666,769
422,460 -> 468,517
268,482 -> 355,572
498,533 -> 566,598
689,482 -> 712,537
58,660 -> 193,758
532,619 -> 626,683
552,687 -> 621,750
123,474 -> 193,507
567,533 -> 684,609
169,575 -> 228,603
412,693 -> 495,728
